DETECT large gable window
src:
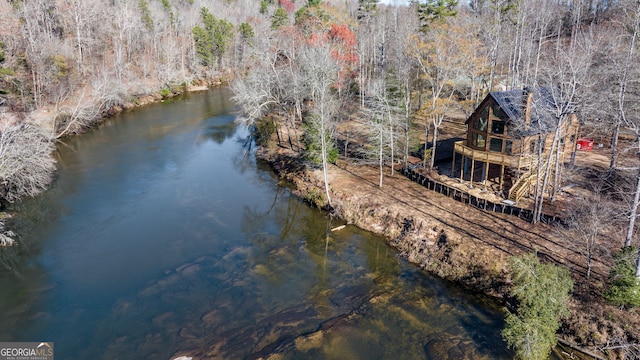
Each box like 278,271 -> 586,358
473,116 -> 488,132
492,104 -> 507,119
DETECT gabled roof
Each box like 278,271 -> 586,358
467,87 -> 571,136
490,89 -> 525,121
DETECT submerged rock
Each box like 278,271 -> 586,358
179,327 -> 197,339
294,331 -> 324,352
179,263 -> 201,276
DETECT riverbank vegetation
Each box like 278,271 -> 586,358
2,0 -> 640,357
502,253 -> 574,360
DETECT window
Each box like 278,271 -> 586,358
473,116 -> 488,132
492,104 -> 507,119
505,140 -> 513,155
491,120 -> 505,134
529,141 -> 536,153
489,138 -> 503,152
472,133 -> 486,148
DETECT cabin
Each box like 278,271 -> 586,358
451,87 -> 579,202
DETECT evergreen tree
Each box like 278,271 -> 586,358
0,42 -> 12,78
260,0 -> 268,14
416,0 -> 458,31
502,253 -> 573,360
606,246 -> 640,308
302,116 -> 338,166
139,0 -> 154,31
192,26 -> 214,67
0,41 -> 14,96
239,22 -> 255,40
193,8 -> 234,69
271,7 -> 289,29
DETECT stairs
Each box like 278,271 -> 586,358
508,168 -> 537,202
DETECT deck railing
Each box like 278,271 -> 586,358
453,141 -> 535,169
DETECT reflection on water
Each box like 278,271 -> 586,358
0,89 -> 510,359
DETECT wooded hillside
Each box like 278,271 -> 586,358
1,0 -> 638,201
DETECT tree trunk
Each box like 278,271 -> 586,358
273,119 -> 282,146
423,121 -> 430,167
387,106 -> 395,177
534,129 -> 559,222
587,250 -> 592,279
534,158 -> 551,223
626,150 -> 640,248
551,122 -> 566,203
532,135 -> 544,223
609,122 -> 621,171
403,80 -> 411,168
614,0 -> 640,172
320,115 -> 332,209
294,102 -> 303,152
379,125 -> 384,187
284,115 -> 293,151
430,118 -> 439,169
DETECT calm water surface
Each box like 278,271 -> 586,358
0,89 -> 511,359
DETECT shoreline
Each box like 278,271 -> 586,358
256,144 -> 627,360
0,80 -> 224,248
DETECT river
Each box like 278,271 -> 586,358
0,89 -> 511,359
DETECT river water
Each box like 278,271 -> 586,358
0,89 -> 511,359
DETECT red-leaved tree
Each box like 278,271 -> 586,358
279,0 -> 295,13
327,24 -> 359,90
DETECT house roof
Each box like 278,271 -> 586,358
467,87 -> 571,136
490,89 -> 525,121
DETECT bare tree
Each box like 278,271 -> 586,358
362,79 -> 403,187
0,121 -> 56,203
299,41 -> 340,208
410,20 -> 484,169
231,58 -> 279,127
610,1 -> 640,256
58,0 -> 99,76
610,0 -> 640,172
382,5 -> 420,167
53,75 -> 126,138
528,25 -> 596,223
563,184 -> 617,279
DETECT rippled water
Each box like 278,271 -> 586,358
0,89 -> 511,359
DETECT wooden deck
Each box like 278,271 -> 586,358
453,141 -> 534,169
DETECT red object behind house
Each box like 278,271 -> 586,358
577,138 -> 594,151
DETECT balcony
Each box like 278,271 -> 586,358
453,141 -> 534,169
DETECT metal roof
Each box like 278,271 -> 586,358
488,87 -> 568,135
489,90 -> 525,121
